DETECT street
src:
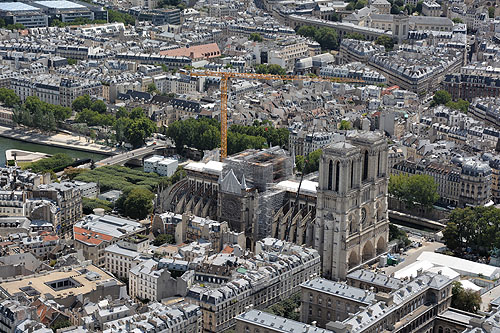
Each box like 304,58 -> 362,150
381,237 -> 445,276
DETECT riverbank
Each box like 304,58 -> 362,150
0,125 -> 119,156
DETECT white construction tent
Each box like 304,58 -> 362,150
416,251 -> 500,280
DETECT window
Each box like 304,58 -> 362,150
363,150 -> 369,181
328,160 -> 333,190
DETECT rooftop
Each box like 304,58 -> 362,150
0,265 -> 122,299
0,2 -> 40,12
34,0 -> 86,9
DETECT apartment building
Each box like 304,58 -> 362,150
12,76 -> 102,107
32,182 -> 82,235
339,39 -> 385,64
368,45 -> 463,95
422,1 -> 442,16
0,190 -> 26,217
301,278 -> 376,327
129,258 -> 192,301
0,2 -> 48,28
346,269 -> 403,293
186,238 -> 321,332
73,214 -> 146,266
104,236 -> 149,280
144,155 -> 178,177
102,302 -> 201,333
444,65 -> 500,101
391,158 -> 492,207
240,271 -> 454,333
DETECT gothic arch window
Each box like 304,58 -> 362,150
328,160 -> 333,190
377,150 -> 381,177
350,160 -> 354,188
363,150 -> 369,181
335,161 -> 340,192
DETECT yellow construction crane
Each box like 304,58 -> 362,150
188,70 -> 365,160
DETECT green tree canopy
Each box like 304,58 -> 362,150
90,99 -> 107,113
339,120 -> 352,130
389,174 -> 439,208
166,118 -> 288,154
118,187 -> 154,220
72,95 -> 92,112
345,33 -> 365,40
108,9 -> 135,26
147,83 -> 158,94
451,281 -> 481,313
249,33 -> 263,42
442,206 -> 500,254
432,90 -> 452,106
153,233 -> 175,246
297,25 -> 339,50
255,64 -> 286,75
488,6 -> 495,18
375,35 -> 395,51
0,88 -> 20,107
23,153 -> 73,173
389,224 -> 411,247
452,18 -> 464,24
296,149 -> 322,174
446,99 -> 469,113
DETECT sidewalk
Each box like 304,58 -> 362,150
0,125 -> 118,155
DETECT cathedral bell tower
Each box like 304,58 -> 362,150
315,132 -> 389,280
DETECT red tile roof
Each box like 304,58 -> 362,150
159,43 -> 221,59
73,226 -> 113,246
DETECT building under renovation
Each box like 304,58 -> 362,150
162,131 -> 389,279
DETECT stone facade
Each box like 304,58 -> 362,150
315,132 -> 389,280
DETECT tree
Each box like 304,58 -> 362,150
375,35 -> 395,51
314,27 -> 339,50
296,25 -> 317,38
51,319 -> 72,331
0,88 -> 20,107
389,224 -> 411,247
67,58 -> 77,65
452,17 -> 464,24
153,233 -> 175,246
388,174 -> 439,209
442,221 -> 461,252
432,90 -> 451,106
6,23 -> 25,30
451,281 -> 481,313
297,25 -> 339,50
255,64 -> 286,75
90,99 -> 107,113
126,117 -> 156,148
415,1 -> 423,13
339,120 -> 352,130
390,4 -> 401,14
488,6 -> 495,18
249,33 -> 263,42
441,206 -> 500,255
108,9 -> 135,26
265,293 -> 301,321
446,99 -> 469,113
24,153 -> 73,173
147,83 -> 158,94
295,155 -> 305,173
72,95 -> 92,112
302,149 -> 322,174
120,187 -> 154,220
346,33 -> 365,40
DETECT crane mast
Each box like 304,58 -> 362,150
188,70 -> 364,160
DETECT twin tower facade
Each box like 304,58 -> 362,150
315,132 -> 389,280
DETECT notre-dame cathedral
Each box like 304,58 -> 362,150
163,131 -> 389,281
315,131 -> 389,280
